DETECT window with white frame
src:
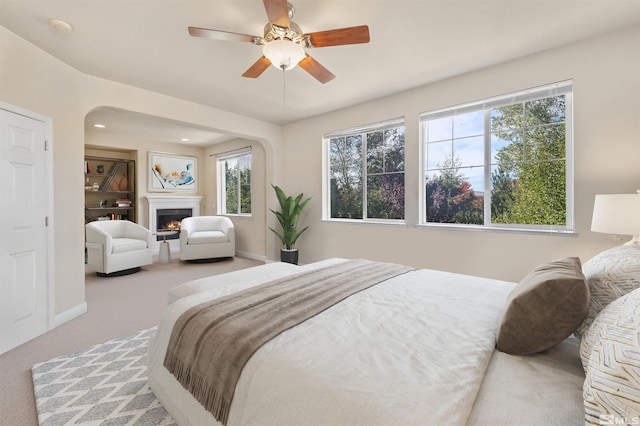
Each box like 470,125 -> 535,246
421,81 -> 573,231
325,118 -> 405,221
217,148 -> 251,215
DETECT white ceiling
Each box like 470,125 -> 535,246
84,107 -> 235,147
1,0 -> 639,143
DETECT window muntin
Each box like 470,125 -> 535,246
326,119 -> 405,222
421,82 -> 573,231
217,151 -> 251,215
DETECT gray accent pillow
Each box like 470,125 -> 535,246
496,257 -> 589,355
574,245 -> 640,337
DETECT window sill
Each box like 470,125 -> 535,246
416,222 -> 578,236
322,218 -> 406,227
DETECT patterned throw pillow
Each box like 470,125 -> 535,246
575,245 -> 640,337
579,291 -> 630,371
583,288 -> 640,424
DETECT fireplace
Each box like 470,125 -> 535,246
147,196 -> 203,254
156,208 -> 192,241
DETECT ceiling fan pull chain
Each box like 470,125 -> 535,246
282,68 -> 287,117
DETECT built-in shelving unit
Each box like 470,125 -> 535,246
84,155 -> 136,223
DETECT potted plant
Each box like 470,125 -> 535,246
269,184 -> 311,265
96,164 -> 105,174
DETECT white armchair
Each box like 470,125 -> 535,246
179,216 -> 235,261
86,220 -> 153,276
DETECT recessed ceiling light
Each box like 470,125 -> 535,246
93,124 -> 106,128
49,19 -> 73,34
181,138 -> 190,142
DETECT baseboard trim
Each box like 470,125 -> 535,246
236,251 -> 267,263
54,302 -> 88,328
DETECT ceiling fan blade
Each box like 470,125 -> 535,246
242,57 -> 272,78
306,25 -> 370,48
298,55 -> 335,84
263,0 -> 290,28
188,27 -> 262,44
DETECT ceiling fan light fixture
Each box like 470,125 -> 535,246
262,39 -> 305,70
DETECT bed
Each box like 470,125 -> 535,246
147,256 -> 605,425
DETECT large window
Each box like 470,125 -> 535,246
325,118 -> 405,221
421,82 -> 573,231
217,148 -> 251,215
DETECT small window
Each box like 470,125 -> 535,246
217,148 -> 251,215
324,118 -> 405,222
420,82 -> 573,231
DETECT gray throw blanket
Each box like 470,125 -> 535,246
163,259 -> 412,425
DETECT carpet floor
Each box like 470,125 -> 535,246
31,328 -> 175,426
1,256 -> 261,425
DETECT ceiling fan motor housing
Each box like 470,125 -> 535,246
263,22 -> 307,46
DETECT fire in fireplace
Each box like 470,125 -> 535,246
156,208 -> 192,241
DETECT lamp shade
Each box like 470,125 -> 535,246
591,194 -> 640,240
263,40 -> 305,71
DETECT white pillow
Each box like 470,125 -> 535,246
583,287 -> 640,423
575,245 -> 640,337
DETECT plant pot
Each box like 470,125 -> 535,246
280,248 -> 299,265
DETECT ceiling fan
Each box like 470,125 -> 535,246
188,0 -> 370,84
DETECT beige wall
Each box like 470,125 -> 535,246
0,25 -> 282,320
84,135 -> 268,259
204,139 -> 267,259
1,21 -> 639,325
85,133 -> 204,227
281,24 -> 640,281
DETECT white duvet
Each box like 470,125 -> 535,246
148,259 -> 514,425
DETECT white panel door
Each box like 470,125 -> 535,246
0,108 -> 49,354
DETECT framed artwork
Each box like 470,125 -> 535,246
148,151 -> 197,192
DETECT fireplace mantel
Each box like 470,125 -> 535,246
147,196 -> 203,254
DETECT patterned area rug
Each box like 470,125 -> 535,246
31,328 -> 176,426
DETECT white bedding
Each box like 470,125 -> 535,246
148,259 -> 585,425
